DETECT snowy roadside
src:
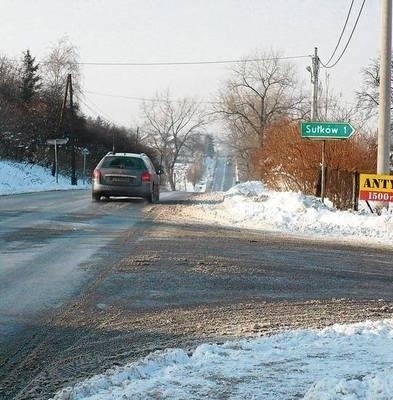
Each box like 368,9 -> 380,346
0,160 -> 89,195
146,181 -> 393,248
52,318 -> 393,400
3,161 -> 393,399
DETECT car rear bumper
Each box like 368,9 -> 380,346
92,182 -> 151,198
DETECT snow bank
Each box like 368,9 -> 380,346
174,181 -> 393,245
52,319 -> 393,400
0,160 -> 89,195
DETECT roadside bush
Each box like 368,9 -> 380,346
252,119 -> 377,207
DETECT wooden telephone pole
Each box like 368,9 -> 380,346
59,74 -> 77,185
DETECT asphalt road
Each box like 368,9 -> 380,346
1,190 -> 393,399
210,157 -> 234,192
0,190 -> 144,337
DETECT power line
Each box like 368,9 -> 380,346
78,92 -> 115,123
37,54 -> 310,67
12,54 -> 311,68
321,0 -> 366,69
84,90 -> 154,102
78,97 -> 107,119
322,0 -> 355,67
83,89 -> 222,105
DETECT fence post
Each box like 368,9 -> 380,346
314,166 -> 322,197
352,171 -> 359,211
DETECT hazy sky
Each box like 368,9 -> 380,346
2,0 -> 382,131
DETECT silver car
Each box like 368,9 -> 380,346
91,152 -> 160,202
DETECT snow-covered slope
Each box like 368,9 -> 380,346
0,160 -> 89,195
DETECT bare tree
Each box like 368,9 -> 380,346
0,55 -> 19,102
142,93 -> 208,190
356,57 -> 393,118
40,37 -> 82,166
186,158 -> 204,188
215,51 -> 307,179
41,37 -> 81,105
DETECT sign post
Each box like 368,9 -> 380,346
300,121 -> 355,203
81,148 -> 90,184
46,138 -> 69,183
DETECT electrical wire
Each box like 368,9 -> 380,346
13,54 -> 311,68
77,92 -> 114,123
72,54 -> 310,67
78,97 -> 107,120
322,0 -> 355,67
83,89 -> 222,105
84,90 -> 155,102
321,0 -> 366,69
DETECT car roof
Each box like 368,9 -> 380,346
104,152 -> 147,159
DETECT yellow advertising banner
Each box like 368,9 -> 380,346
359,173 -> 393,202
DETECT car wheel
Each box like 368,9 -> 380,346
92,192 -> 101,202
147,192 -> 154,203
147,185 -> 157,203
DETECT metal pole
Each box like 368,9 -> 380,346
352,171 -> 356,211
83,153 -> 86,185
321,140 -> 326,202
55,140 -> 58,184
311,47 -> 319,121
377,0 -> 392,174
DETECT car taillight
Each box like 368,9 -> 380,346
141,171 -> 151,182
93,169 -> 102,183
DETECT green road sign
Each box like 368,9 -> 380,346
300,122 -> 355,139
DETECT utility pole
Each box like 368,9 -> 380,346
59,74 -> 77,185
311,47 -> 319,121
310,47 -> 326,203
377,0 -> 392,174
59,77 -> 69,131
68,74 -> 77,185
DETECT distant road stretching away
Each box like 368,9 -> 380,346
210,157 -> 234,192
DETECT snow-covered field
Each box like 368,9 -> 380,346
2,160 -> 393,399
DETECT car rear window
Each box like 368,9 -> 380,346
101,156 -> 146,170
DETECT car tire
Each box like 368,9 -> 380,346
147,185 -> 158,203
146,191 -> 154,203
92,192 -> 101,202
